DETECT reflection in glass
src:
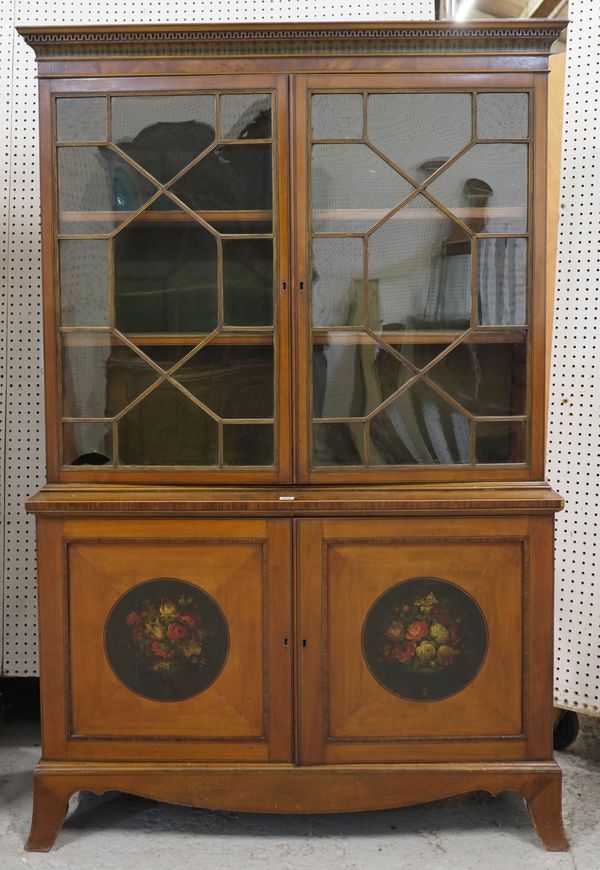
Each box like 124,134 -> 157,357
311,94 -> 363,140
369,381 -> 470,465
476,420 -> 526,463
114,207 -> 218,334
312,237 -> 364,327
119,381 -> 218,466
223,238 -> 273,326
427,144 -> 528,233
313,335 -> 411,419
63,422 -> 112,466
56,98 -> 106,143
427,336 -> 527,416
171,144 -> 272,211
58,147 -> 157,234
478,238 -> 527,325
112,95 -> 216,183
220,94 -> 271,140
368,93 -> 472,183
223,424 -> 274,465
62,336 -> 160,418
174,345 -> 274,418
60,240 -> 109,327
313,422 -> 364,466
477,93 -> 529,140
311,144 -> 414,233
368,195 -> 471,332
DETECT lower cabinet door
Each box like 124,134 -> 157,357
298,517 -> 553,764
38,517 -> 292,762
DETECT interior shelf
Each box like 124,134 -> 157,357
311,331 -> 526,344
59,209 -> 273,224
60,332 -> 275,346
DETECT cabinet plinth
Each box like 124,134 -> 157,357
21,18 -> 568,852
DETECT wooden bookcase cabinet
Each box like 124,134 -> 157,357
19,20 -> 568,852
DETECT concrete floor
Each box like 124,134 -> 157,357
1,717 -> 599,870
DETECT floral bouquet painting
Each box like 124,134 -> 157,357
105,577 -> 229,702
126,596 -> 207,672
362,577 -> 487,701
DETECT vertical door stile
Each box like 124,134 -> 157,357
290,74 -> 310,484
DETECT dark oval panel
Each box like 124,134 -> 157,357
104,577 -> 229,702
362,576 -> 488,702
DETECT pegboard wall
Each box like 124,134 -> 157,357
0,3 -> 432,676
6,1 -> 598,716
548,0 -> 600,716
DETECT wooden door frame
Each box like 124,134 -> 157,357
297,515 -> 554,764
36,516 -> 294,762
42,73 -> 292,485
291,70 -> 548,485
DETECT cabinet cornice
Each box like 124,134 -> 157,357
18,20 -> 568,60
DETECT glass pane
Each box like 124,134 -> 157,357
223,424 -> 274,465
313,334 -> 411,419
220,94 -> 271,140
311,94 -> 363,140
312,237 -> 364,327
62,335 -> 160,418
476,421 -> 526,463
56,98 -> 106,143
114,200 -> 218,334
134,344 -> 198,369
311,144 -> 414,233
118,381 -> 218,466
58,147 -> 157,234
390,342 -> 451,369
171,144 -> 272,211
368,93 -> 472,183
60,240 -> 109,327
313,422 -> 364,466
369,381 -> 470,465
63,422 -> 112,466
223,238 -> 273,326
478,237 -> 527,325
427,144 -> 528,233
174,344 -> 274,418
368,195 -> 471,332
477,93 -> 529,140
426,334 -> 527,416
112,95 -> 216,183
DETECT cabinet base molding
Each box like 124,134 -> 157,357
26,760 -> 568,853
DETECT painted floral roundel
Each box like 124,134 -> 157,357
362,577 -> 488,702
104,578 -> 229,702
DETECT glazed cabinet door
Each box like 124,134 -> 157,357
37,517 -> 292,762
297,516 -> 553,763
294,73 -> 545,484
45,74 -> 290,484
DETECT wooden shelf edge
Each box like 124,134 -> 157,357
26,483 -> 564,516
